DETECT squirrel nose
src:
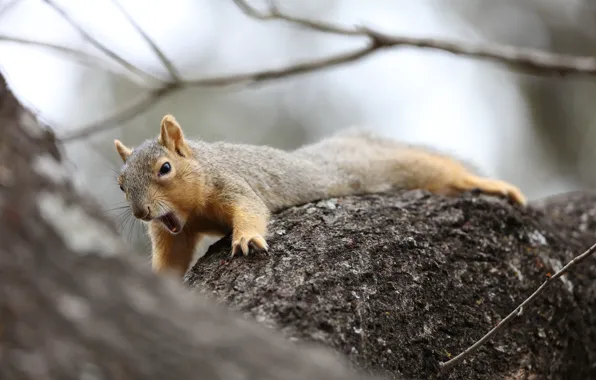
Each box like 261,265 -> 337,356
132,205 -> 151,219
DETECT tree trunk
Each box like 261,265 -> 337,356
188,190 -> 596,379
0,74 -> 380,380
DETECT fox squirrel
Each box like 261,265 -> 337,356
114,115 -> 526,277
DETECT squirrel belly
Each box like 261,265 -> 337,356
114,115 -> 526,278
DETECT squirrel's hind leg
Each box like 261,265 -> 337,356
398,150 -> 527,206
448,174 -> 527,206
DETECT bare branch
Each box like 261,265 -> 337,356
185,42 -> 376,87
51,0 -> 596,142
42,0 -> 164,84
231,0 -> 362,36
0,0 -> 21,19
108,0 -> 182,82
234,0 -> 596,76
363,28 -> 596,76
0,35 -> 135,78
439,241 -> 596,371
57,42 -> 376,142
59,84 -> 181,142
57,43 -> 377,141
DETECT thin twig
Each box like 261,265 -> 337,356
231,0 -> 362,36
59,84 -> 181,142
57,42 -> 377,141
0,35 -> 133,78
439,241 -> 596,371
363,28 -> 596,76
0,0 -> 21,19
50,0 -> 596,142
185,42 -> 376,86
108,0 -> 181,82
58,41 -> 376,142
234,0 -> 596,76
42,0 -> 163,85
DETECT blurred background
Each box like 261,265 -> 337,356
1,0 -> 595,252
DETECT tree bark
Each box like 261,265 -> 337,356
188,189 -> 596,379
0,75 -> 380,379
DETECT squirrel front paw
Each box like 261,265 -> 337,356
231,233 -> 269,257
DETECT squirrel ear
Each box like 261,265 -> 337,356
114,139 -> 132,162
159,114 -> 189,156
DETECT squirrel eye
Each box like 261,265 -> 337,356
159,162 -> 171,176
119,185 -> 124,192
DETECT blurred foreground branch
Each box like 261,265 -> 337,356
4,0 -> 596,141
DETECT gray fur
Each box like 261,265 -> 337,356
119,128 -> 474,214
119,140 -> 167,212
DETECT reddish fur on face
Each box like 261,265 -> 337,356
147,153 -> 270,275
147,154 -> 206,224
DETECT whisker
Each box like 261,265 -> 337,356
104,205 -> 129,213
115,212 -> 132,232
126,215 -> 136,244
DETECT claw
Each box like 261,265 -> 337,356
230,234 -> 269,258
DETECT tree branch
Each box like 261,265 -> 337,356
59,84 -> 181,142
182,42 -> 377,86
108,0 -> 182,82
0,35 -> 133,78
13,0 -> 596,142
361,28 -> 596,76
42,0 -> 164,84
231,0 -> 362,36
439,241 -> 596,371
57,41 -> 378,141
0,0 -> 21,19
233,0 -> 596,76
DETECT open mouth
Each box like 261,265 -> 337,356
158,212 -> 183,234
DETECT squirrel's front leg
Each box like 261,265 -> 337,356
228,197 -> 270,257
148,222 -> 202,277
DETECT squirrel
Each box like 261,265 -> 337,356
114,114 -> 526,277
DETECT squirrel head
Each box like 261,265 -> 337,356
114,114 -> 201,235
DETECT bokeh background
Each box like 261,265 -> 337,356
2,0 -> 595,251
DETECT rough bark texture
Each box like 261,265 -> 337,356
188,190 -> 596,380
0,75 -> 381,380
